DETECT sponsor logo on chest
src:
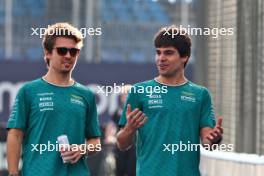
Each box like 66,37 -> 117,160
37,92 -> 54,111
70,94 -> 85,107
180,91 -> 196,103
146,93 -> 163,109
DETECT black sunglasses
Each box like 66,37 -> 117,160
54,47 -> 80,57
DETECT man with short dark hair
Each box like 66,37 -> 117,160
6,22 -> 101,176
117,25 -> 223,176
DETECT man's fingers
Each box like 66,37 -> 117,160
126,104 -> 131,117
137,116 -> 147,127
206,130 -> 222,143
126,110 -> 147,130
213,131 -> 220,137
129,111 -> 143,127
63,150 -> 80,161
70,153 -> 81,164
206,136 -> 212,141
209,133 -> 215,139
216,126 -> 223,134
133,111 -> 143,122
71,155 -> 81,164
211,129 -> 221,137
68,152 -> 78,161
127,108 -> 139,120
135,113 -> 145,124
217,116 -> 223,127
206,134 -> 214,141
61,150 -> 74,157
207,130 -> 217,140
134,113 -> 146,127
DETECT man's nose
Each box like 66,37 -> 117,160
65,51 -> 71,58
158,53 -> 166,62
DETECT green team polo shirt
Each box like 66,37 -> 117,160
7,78 -> 101,176
119,79 -> 216,176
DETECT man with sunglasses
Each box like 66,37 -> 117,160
6,23 -> 101,176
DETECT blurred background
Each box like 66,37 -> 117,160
0,0 -> 264,175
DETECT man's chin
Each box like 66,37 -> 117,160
159,70 -> 168,76
60,69 -> 72,74
159,72 -> 174,78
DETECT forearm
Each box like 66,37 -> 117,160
117,105 -> 147,150
7,130 -> 23,174
117,126 -> 136,151
200,127 -> 213,145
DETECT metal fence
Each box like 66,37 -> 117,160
198,0 -> 264,155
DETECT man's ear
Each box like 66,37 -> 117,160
181,56 -> 189,65
43,49 -> 51,66
44,49 -> 50,58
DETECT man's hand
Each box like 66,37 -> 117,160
124,104 -> 147,132
201,117 -> 224,148
207,117 -> 223,143
117,104 -> 147,150
60,145 -> 85,164
60,137 -> 101,163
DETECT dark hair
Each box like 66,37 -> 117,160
42,22 -> 83,66
154,25 -> 191,67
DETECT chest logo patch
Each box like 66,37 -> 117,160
146,94 -> 163,109
70,94 -> 85,107
37,92 -> 54,111
180,91 -> 196,103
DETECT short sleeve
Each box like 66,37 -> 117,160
200,88 -> 216,129
85,93 -> 101,139
118,87 -> 141,127
7,86 -> 29,132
